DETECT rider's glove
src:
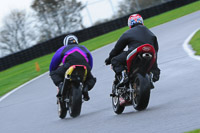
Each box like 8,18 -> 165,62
105,57 -> 111,65
153,73 -> 160,82
152,68 -> 160,82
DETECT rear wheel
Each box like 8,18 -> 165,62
130,74 -> 150,111
112,84 -> 125,114
57,99 -> 67,119
68,84 -> 82,117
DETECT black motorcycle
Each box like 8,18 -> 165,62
110,44 -> 156,114
57,65 -> 88,119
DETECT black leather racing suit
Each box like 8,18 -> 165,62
107,24 -> 159,75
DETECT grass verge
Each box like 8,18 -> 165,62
0,1 -> 200,97
185,129 -> 200,133
189,29 -> 200,55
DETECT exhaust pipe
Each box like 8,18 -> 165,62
142,53 -> 152,60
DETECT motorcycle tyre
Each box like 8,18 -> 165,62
112,84 -> 125,114
69,84 -> 82,118
132,73 -> 150,111
58,99 -> 67,119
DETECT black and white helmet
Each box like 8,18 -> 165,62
63,34 -> 79,46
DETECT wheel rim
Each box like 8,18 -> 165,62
112,84 -> 119,106
113,95 -> 119,106
58,101 -> 62,116
131,78 -> 140,107
68,95 -> 73,114
58,100 -> 65,116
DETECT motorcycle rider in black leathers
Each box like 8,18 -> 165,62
105,14 -> 160,85
49,35 -> 96,101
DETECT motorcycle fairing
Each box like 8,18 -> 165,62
126,44 -> 156,73
65,65 -> 87,81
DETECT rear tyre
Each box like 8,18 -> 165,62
57,99 -> 67,119
69,85 -> 82,117
131,74 -> 150,111
112,84 -> 125,114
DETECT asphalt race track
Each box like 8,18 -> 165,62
0,11 -> 200,133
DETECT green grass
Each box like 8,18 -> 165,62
189,30 -> 200,55
0,54 -> 54,96
0,1 -> 200,97
185,129 -> 200,133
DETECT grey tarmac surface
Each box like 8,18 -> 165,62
0,11 -> 200,133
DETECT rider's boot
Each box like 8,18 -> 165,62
83,85 -> 90,101
111,71 -> 126,96
117,70 -> 128,87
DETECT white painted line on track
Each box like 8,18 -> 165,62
183,28 -> 200,61
0,72 -> 49,102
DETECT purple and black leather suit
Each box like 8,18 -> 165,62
49,44 -> 96,90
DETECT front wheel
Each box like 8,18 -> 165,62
57,99 -> 67,119
130,74 -> 150,111
68,84 -> 82,117
112,84 -> 125,114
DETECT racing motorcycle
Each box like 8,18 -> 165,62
57,65 -> 88,119
110,44 -> 156,114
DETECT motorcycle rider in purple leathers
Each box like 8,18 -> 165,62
49,35 -> 96,101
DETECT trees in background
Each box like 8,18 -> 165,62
117,0 -> 138,17
0,10 -> 37,54
0,0 -> 85,57
31,0 -> 85,42
93,0 -> 167,26
117,0 -> 164,17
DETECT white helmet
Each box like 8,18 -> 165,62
63,34 -> 79,46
